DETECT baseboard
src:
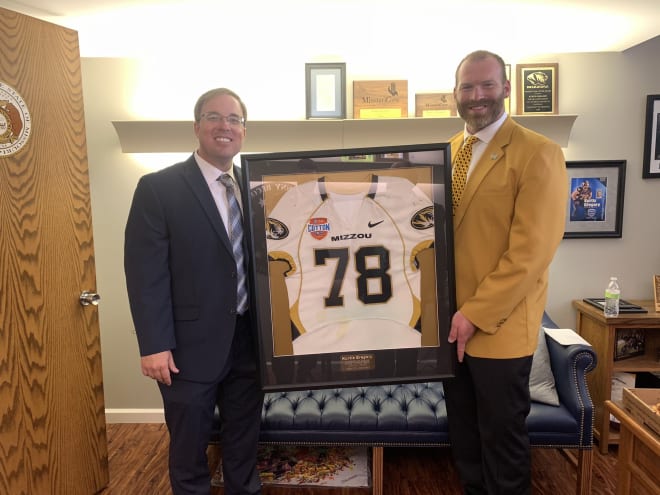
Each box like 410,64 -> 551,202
105,408 -> 165,423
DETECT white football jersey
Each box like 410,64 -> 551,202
266,174 -> 434,355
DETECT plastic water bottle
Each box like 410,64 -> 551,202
604,277 -> 620,317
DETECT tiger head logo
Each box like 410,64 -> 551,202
266,218 -> 289,240
525,71 -> 549,86
411,206 -> 434,230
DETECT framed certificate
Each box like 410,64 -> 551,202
240,143 -> 456,391
305,63 -> 346,119
516,63 -> 558,115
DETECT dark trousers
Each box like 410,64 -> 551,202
443,354 -> 533,495
159,314 -> 264,495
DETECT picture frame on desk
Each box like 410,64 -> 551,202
582,298 -> 648,314
305,62 -> 346,119
240,142 -> 457,391
563,160 -> 626,239
642,94 -> 660,178
653,275 -> 660,312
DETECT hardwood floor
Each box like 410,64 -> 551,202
100,423 -> 618,494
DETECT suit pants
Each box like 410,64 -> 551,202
443,353 -> 533,495
158,314 -> 264,495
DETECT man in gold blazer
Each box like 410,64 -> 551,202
443,50 -> 567,494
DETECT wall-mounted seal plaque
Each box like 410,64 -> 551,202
0,81 -> 31,156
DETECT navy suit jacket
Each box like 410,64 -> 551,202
124,154 -> 247,383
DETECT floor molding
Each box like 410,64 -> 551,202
106,408 -> 165,423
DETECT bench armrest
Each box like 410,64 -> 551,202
542,312 -> 597,448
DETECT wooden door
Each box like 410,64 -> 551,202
0,8 -> 108,494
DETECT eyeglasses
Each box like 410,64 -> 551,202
200,112 -> 245,127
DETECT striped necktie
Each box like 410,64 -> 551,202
218,174 -> 248,314
452,135 -> 479,214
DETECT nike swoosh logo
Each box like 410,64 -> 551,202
368,220 -> 384,228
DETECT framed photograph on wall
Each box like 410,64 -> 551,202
305,62 -> 346,119
642,94 -> 660,178
564,160 -> 626,239
240,143 -> 456,391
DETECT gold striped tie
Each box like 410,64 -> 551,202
452,135 -> 479,214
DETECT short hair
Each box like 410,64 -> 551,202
193,88 -> 247,122
455,50 -> 507,86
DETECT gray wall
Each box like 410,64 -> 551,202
82,36 -> 660,412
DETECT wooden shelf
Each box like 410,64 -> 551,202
112,115 -> 578,153
613,355 -> 660,373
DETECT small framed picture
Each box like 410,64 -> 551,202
564,160 -> 626,239
642,94 -> 660,178
653,275 -> 660,312
305,62 -> 346,119
613,329 -> 645,361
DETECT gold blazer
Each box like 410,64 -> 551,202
450,116 -> 567,358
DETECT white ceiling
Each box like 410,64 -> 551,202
1,0 -> 659,58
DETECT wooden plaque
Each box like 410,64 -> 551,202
516,63 -> 558,115
415,93 -> 456,117
353,80 -> 408,119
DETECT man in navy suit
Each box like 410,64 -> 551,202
124,88 -> 263,495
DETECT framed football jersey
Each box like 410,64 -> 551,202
241,143 -> 456,391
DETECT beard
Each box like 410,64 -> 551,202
456,90 -> 506,133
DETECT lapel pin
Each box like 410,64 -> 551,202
490,153 -> 498,160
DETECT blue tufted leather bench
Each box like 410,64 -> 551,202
211,313 -> 596,494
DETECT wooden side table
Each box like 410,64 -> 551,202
572,299 -> 660,454
605,400 -> 660,494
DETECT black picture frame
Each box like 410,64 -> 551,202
240,143 -> 456,391
305,62 -> 346,119
564,160 -> 626,239
642,94 -> 660,178
582,298 -> 647,314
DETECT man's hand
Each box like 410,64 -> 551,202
141,350 -> 179,386
448,311 -> 477,362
